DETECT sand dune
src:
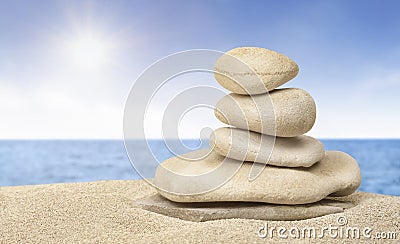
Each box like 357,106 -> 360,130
1,180 -> 399,243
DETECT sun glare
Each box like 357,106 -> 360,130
67,34 -> 110,69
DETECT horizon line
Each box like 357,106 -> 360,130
0,138 -> 400,140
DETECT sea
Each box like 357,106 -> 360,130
0,140 -> 399,196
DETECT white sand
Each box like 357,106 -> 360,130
0,180 -> 399,243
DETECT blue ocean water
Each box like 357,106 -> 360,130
0,140 -> 399,196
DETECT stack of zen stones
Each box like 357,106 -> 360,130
151,47 -> 362,221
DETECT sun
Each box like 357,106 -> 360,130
67,33 -> 110,69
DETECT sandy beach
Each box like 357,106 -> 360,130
1,180 -> 399,243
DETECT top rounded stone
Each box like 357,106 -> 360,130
214,47 -> 299,95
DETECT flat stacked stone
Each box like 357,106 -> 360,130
134,194 -> 354,222
146,47 -> 362,221
210,127 -> 325,167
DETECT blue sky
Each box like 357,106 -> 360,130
0,0 -> 399,138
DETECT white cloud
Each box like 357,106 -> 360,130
0,74 -> 124,139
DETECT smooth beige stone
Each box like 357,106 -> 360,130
134,194 -> 354,222
214,47 -> 299,94
210,127 -> 325,167
154,150 -> 362,204
214,88 -> 316,137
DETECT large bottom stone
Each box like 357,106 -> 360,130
134,194 -> 354,222
154,150 -> 362,204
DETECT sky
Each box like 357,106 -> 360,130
0,0 -> 399,139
